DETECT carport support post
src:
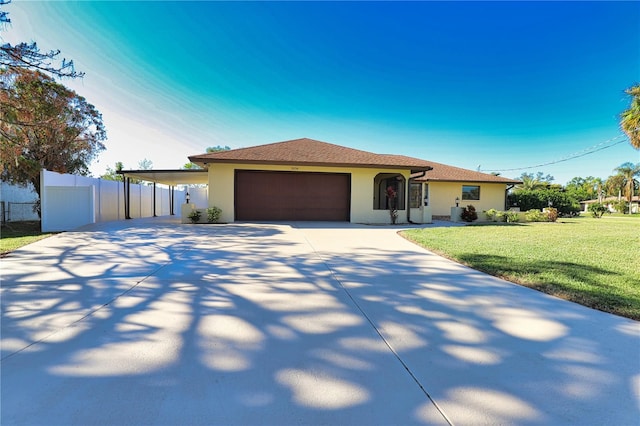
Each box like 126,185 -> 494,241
169,186 -> 174,215
124,177 -> 131,220
153,182 -> 157,217
405,176 -> 410,223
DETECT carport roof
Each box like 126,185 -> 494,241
188,138 -> 434,173
117,169 -> 208,185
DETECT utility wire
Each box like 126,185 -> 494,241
481,133 -> 631,173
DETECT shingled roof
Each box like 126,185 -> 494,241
413,160 -> 521,184
188,138 -> 434,173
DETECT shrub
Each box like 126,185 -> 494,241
505,211 -> 520,223
525,209 -> 546,222
206,206 -> 222,223
611,200 -> 628,214
509,189 -> 581,217
460,205 -> 478,222
188,209 -> 201,223
485,208 -> 505,222
545,207 -> 558,222
588,202 -> 608,218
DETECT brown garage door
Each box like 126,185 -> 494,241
235,170 -> 351,221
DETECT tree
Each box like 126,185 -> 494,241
100,161 -> 124,181
592,177 -> 605,202
0,0 -> 83,78
135,158 -> 154,185
137,158 -> 153,170
620,84 -> 640,150
605,174 -> 626,198
516,172 -> 554,190
182,162 -> 201,170
183,145 -> 231,169
565,176 -> 605,201
565,177 -> 589,201
613,162 -> 640,213
0,67 -> 105,198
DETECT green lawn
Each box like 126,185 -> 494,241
402,216 -> 640,320
1,221 -> 55,256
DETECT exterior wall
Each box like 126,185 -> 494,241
408,182 -> 431,224
208,164 -> 237,223
428,181 -> 507,218
410,206 -> 432,224
207,163 -> 411,224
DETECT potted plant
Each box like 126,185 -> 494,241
206,206 -> 222,223
460,205 -> 478,222
188,209 -> 201,223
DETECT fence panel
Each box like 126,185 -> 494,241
0,182 -> 40,222
39,169 -> 185,231
98,179 -> 123,222
42,186 -> 95,232
140,185 -> 153,217
7,202 -> 39,222
187,187 -> 208,209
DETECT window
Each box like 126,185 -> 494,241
462,185 -> 480,200
409,183 -> 422,208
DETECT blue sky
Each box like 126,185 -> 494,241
3,1 -> 639,184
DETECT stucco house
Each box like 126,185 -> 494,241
184,138 -> 520,224
580,196 -> 639,214
412,161 -> 521,219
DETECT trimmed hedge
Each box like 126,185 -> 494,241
508,189 -> 580,216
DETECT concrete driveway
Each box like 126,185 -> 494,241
1,217 -> 639,425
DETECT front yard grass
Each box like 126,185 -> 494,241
402,216 -> 640,320
1,221 -> 55,256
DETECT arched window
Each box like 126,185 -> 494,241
373,173 -> 405,210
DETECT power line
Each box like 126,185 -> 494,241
481,134 -> 630,173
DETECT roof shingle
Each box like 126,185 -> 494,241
188,137 -> 521,184
188,138 -> 434,172
413,160 -> 521,184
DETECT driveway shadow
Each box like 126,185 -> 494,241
1,219 -> 639,425
1,219 -> 447,425
308,234 -> 640,425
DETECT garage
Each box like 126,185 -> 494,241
235,170 -> 351,221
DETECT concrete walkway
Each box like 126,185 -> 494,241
1,217 -> 638,425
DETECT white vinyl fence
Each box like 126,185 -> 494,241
186,187 -> 208,208
41,169 -> 186,232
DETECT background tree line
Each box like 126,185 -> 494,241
509,162 -> 640,216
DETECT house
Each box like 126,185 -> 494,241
186,138 -> 520,224
412,161 -> 521,219
580,196 -> 639,214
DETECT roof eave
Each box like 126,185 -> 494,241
189,157 -> 432,172
416,177 -> 522,184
